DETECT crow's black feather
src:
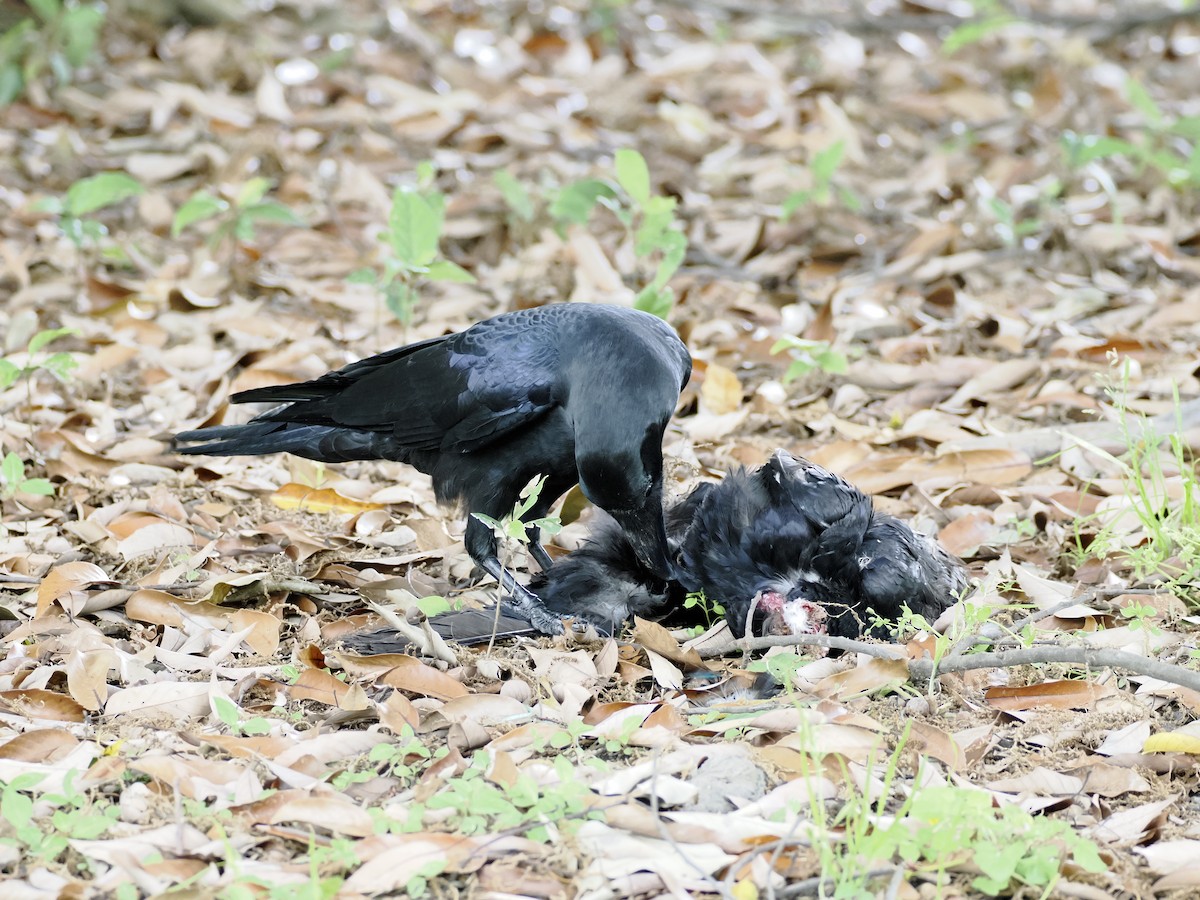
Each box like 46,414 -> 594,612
175,303 -> 692,635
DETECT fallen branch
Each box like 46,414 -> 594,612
910,645 -> 1200,694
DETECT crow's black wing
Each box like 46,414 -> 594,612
240,307 -> 568,454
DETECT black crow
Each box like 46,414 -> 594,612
405,450 -> 965,645
678,450 -> 966,640
174,303 -> 692,635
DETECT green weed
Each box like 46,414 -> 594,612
348,163 -> 475,327
0,0 -> 104,106
781,140 -> 860,218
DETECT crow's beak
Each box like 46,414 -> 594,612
610,505 -> 674,581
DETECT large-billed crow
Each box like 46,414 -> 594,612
404,450 -> 965,645
175,303 -> 693,635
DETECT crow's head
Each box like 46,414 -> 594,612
576,424 -> 673,579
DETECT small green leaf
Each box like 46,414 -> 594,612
172,192 -> 227,237
0,359 -> 21,389
387,188 -> 443,267
614,148 -> 651,206
2,453 -> 25,487
0,64 -> 24,107
27,0 -> 60,23
941,14 -> 1015,55
27,326 -> 77,355
235,177 -> 273,208
64,172 -> 144,217
61,4 -> 104,68
346,268 -> 378,285
18,478 -> 54,496
635,285 -> 673,319
811,140 -> 845,183
1125,77 -> 1163,127
493,170 -> 535,222
416,595 -> 452,617
425,260 -> 476,283
211,694 -> 242,729
40,351 -> 78,381
240,201 -> 304,227
549,179 -> 615,227
781,189 -> 811,220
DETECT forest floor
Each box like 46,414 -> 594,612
3,0 -> 1200,897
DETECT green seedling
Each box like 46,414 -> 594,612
211,693 -> 272,737
0,326 -> 79,391
349,163 -> 475,327
1063,77 -> 1200,191
173,177 -> 304,254
781,140 -> 860,218
35,172 -> 143,251
0,0 -> 105,106
609,148 -> 687,318
0,453 -> 53,499
682,589 -> 725,628
770,336 -> 848,382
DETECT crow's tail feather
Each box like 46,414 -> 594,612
174,421 -> 388,463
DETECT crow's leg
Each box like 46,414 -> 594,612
525,528 -> 556,572
464,516 -> 565,635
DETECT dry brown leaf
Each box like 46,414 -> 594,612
290,668 -> 371,709
700,362 -> 743,414
631,617 -> 707,671
813,657 -> 909,700
36,561 -> 114,616
985,679 -> 1116,712
0,689 -> 87,723
234,789 -> 374,836
0,728 -> 79,762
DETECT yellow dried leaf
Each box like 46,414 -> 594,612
270,482 -> 386,514
700,362 -> 743,415
1143,732 -> 1200,755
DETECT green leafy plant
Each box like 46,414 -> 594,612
770,336 -> 848,382
609,148 -> 687,318
211,694 -> 272,737
422,750 -> 597,842
35,172 -> 143,250
781,141 -> 860,218
0,0 -> 105,106
348,163 -> 475,327
472,474 -> 562,547
1063,77 -> 1200,191
897,787 -> 1105,895
0,452 -> 53,499
0,770 -> 118,864
493,169 -> 535,224
173,177 -> 304,255
682,589 -> 725,628
796,729 -> 1104,897
549,178 -> 616,228
0,326 -> 79,390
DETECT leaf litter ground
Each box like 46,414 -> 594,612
3,0 -> 1200,896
